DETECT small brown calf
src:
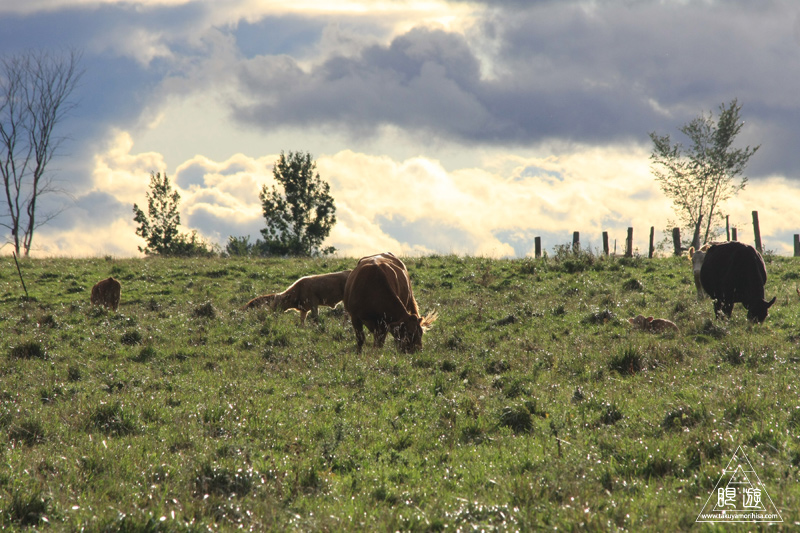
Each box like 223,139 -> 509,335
91,277 -> 121,311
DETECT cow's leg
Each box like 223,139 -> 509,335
351,317 -> 366,353
374,327 -> 388,348
713,300 -> 723,319
299,309 -> 308,326
309,306 -> 319,322
722,301 -> 734,318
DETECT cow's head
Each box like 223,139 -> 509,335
746,296 -> 777,323
265,294 -> 281,311
388,311 -> 435,353
390,316 -> 424,353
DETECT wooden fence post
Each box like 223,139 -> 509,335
648,226 -> 655,258
535,236 -> 542,258
672,227 -> 681,256
572,231 -> 580,253
794,234 -> 800,257
625,227 -> 633,257
731,227 -> 738,241
602,231 -> 609,256
752,211 -> 762,253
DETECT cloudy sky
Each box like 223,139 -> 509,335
2,0 -> 800,258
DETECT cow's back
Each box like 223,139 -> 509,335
352,252 -> 417,315
701,242 -> 764,299
344,256 -> 410,321
301,270 -> 352,306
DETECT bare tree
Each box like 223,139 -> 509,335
0,48 -> 83,256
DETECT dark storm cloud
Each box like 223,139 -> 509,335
234,26 -> 492,140
231,0 -> 800,177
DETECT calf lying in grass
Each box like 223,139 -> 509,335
627,314 -> 679,334
243,270 -> 351,325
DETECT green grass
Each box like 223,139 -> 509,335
0,252 -> 799,530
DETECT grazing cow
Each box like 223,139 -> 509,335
688,244 -> 712,299
91,277 -> 121,311
243,270 -> 351,325
343,252 -> 437,353
627,314 -> 680,334
699,241 -> 776,323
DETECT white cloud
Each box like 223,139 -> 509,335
24,128 -> 800,258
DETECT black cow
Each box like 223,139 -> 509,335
699,241 -> 776,323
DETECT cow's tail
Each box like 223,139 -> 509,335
421,309 -> 439,330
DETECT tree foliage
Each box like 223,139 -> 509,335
649,99 -> 759,247
133,172 -> 213,257
0,48 -> 83,256
259,151 -> 336,256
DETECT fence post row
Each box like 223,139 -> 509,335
534,213 -> 795,258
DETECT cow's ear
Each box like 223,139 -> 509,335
767,297 -> 777,308
646,316 -> 654,322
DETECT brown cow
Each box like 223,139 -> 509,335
243,270 -> 351,325
627,314 -> 679,334
343,252 -> 437,353
91,277 -> 121,311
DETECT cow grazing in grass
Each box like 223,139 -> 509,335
91,277 -> 121,311
243,270 -> 351,325
343,252 -> 437,353
699,241 -> 776,323
628,314 -> 679,334
688,243 -> 712,299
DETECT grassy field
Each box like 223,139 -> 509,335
0,250 -> 798,531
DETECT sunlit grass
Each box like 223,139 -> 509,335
0,253 -> 797,529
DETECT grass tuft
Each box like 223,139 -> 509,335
87,401 -> 138,436
608,345 -> 643,375
9,341 -> 46,360
3,488 -> 49,527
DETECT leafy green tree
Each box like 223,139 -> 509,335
649,99 -> 759,247
225,235 -> 254,257
133,171 -> 214,257
259,151 -> 336,256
